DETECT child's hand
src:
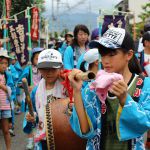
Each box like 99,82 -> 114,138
26,112 -> 36,123
28,86 -> 33,93
109,80 -> 127,106
68,69 -> 83,91
0,84 -> 7,92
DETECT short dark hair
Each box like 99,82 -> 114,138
142,31 -> 150,47
144,23 -> 150,32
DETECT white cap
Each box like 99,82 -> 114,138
0,49 -> 10,59
37,49 -> 63,69
84,48 -> 99,64
83,48 -> 100,70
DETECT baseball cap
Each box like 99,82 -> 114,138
32,47 -> 44,54
65,32 -> 73,37
0,49 -> 10,59
142,31 -> 150,43
37,49 -> 63,69
95,27 -> 134,51
84,48 -> 99,64
83,48 -> 100,70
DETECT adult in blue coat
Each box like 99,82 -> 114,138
63,24 -> 89,69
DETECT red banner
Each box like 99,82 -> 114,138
31,7 -> 39,41
5,0 -> 11,18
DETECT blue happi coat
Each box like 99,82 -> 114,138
70,76 -> 150,150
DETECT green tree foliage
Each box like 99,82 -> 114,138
139,3 -> 150,22
0,0 -> 45,18
136,2 -> 150,39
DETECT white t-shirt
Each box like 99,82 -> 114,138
144,53 -> 150,62
138,38 -> 144,53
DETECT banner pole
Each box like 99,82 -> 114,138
3,0 -> 7,50
38,10 -> 41,47
27,7 -> 33,86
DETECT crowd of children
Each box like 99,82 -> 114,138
0,23 -> 150,150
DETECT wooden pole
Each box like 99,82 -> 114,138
133,12 -> 136,41
27,7 -> 33,86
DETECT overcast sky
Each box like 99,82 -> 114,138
45,0 -> 122,15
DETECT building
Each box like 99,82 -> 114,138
115,0 -> 149,23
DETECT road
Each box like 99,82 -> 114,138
0,113 -> 26,150
0,113 -> 150,150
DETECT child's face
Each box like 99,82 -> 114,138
33,53 -> 39,66
0,58 -> 9,73
101,49 -> 131,74
39,68 -> 60,83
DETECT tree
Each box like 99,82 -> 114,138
136,2 -> 150,39
0,0 -> 45,19
139,3 -> 150,22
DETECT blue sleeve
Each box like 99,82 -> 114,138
14,61 -> 23,75
23,86 -> 38,134
59,42 -> 67,56
6,71 -> 16,101
63,46 -> 74,69
117,77 -> 150,141
70,84 -> 101,139
18,66 -> 30,84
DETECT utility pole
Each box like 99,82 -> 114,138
57,0 -> 61,36
51,0 -> 54,37
88,1 -> 92,31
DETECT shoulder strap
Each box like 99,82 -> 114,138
132,74 -> 145,102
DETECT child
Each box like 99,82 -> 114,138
8,53 -> 22,136
23,49 -> 67,150
80,48 -> 101,74
69,27 -> 150,150
80,48 -> 101,89
20,47 -> 43,149
138,31 -> 150,76
0,50 -> 15,150
138,31 -> 150,148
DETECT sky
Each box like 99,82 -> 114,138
45,0 -> 122,15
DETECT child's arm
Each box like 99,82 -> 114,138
116,77 -> 150,141
68,69 -> 90,134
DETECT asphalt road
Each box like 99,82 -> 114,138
0,113 -> 150,150
0,113 -> 26,150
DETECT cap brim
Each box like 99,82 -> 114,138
0,55 -> 11,59
96,37 -> 121,50
37,62 -> 62,69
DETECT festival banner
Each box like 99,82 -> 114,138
5,0 -> 12,18
31,7 -> 39,41
101,15 -> 126,35
8,18 -> 29,66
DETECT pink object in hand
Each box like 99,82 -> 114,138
90,70 -> 123,104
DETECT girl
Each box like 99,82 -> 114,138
23,49 -> 67,150
63,24 -> 89,69
69,27 -> 150,150
0,50 -> 15,150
